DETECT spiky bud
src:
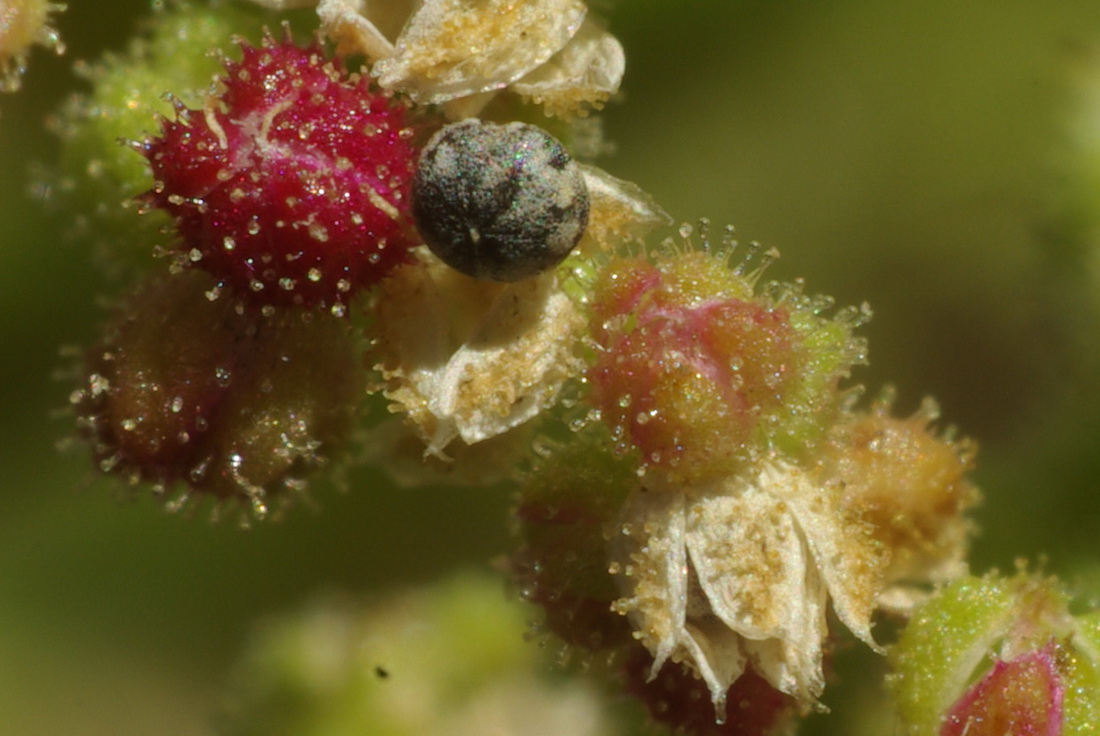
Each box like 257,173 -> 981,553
48,1 -> 266,272
586,246 -> 867,484
815,391 -> 980,599
71,270 -> 365,518
142,31 -> 423,313
890,571 -> 1100,735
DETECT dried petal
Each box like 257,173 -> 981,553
371,0 -> 587,104
575,165 -> 672,252
316,0 -> 400,61
372,249 -> 585,456
511,17 -> 625,116
612,461 -> 885,714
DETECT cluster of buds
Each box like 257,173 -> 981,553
891,570 -> 1100,735
58,0 -> 627,518
53,1 -> 1004,733
63,9 -> 429,517
510,224 -> 981,733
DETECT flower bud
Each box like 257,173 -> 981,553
141,31 -> 424,312
586,247 -> 867,484
72,270 -> 365,517
48,1 -> 268,272
890,571 -> 1100,735
814,391 -> 980,606
510,427 -> 638,652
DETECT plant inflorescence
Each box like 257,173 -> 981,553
24,1 -> 1100,734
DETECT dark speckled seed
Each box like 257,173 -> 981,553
411,119 -> 590,282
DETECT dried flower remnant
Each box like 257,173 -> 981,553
0,0 -> 64,92
610,461 -> 885,716
363,412 -> 539,488
263,0 -> 625,117
141,31 -> 423,312
572,165 -> 672,256
362,161 -> 669,468
890,571 -> 1100,736
371,247 -> 586,459
72,271 -> 365,518
553,235 -> 904,721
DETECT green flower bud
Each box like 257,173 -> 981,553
890,571 -> 1100,735
47,1 -> 273,272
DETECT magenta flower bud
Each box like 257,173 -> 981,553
141,31 -> 424,313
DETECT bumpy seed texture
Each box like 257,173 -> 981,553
142,32 -> 420,311
411,119 -> 589,282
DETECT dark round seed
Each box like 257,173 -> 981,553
411,119 -> 589,282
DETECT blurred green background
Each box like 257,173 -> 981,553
3,1 -> 1100,733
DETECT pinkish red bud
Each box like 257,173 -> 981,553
142,31 -> 424,313
585,251 -> 864,483
941,640 -> 1063,736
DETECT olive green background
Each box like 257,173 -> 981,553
2,1 -> 1100,733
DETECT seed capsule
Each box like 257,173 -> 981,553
411,119 -> 589,281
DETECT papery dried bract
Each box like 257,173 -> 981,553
372,249 -> 585,458
313,0 -> 623,116
611,461 -> 884,714
575,165 -> 672,253
372,0 -> 585,103
509,17 -> 625,115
